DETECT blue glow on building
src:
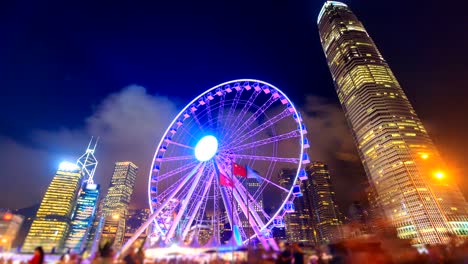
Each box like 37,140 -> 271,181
64,183 -> 100,253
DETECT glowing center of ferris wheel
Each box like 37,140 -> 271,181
194,135 -> 218,161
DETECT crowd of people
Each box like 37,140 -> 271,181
1,238 -> 468,263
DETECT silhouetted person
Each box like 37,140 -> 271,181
277,243 -> 293,264
292,243 -> 304,264
28,247 -> 44,264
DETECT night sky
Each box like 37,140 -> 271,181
1,0 -> 467,214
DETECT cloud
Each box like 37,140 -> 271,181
0,85 -> 178,209
301,95 -> 367,209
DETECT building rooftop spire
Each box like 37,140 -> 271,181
317,1 -> 348,24
77,137 -> 99,184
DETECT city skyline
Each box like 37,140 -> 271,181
0,0 -> 467,228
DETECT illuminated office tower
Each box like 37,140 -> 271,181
101,162 -> 138,249
64,139 -> 100,253
0,211 -> 24,252
318,2 -> 468,244
305,162 -> 343,244
64,184 -> 100,253
279,169 -> 316,245
22,162 -> 83,253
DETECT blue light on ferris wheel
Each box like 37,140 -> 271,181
194,135 -> 218,162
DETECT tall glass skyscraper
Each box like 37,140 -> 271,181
22,162 -> 83,253
279,168 -> 316,245
318,1 -> 468,244
101,162 -> 138,249
305,162 -> 343,244
64,183 -> 100,253
64,139 -> 100,253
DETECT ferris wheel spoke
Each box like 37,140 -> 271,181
120,162 -> 202,255
204,98 -> 215,129
181,168 -> 215,241
231,183 -> 267,246
178,125 -> 198,141
157,168 -> 200,202
237,181 -> 272,222
225,90 -> 260,138
231,154 -> 299,164
168,141 -> 194,150
225,94 -> 278,143
257,174 -> 290,193
165,163 -> 206,242
191,110 -> 205,133
160,155 -> 195,162
217,93 -> 226,131
224,130 -> 301,152
221,87 -> 243,136
227,108 -> 291,147
156,161 -> 198,184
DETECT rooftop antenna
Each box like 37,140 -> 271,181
77,136 -> 99,184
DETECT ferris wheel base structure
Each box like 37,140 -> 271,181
118,79 -> 310,257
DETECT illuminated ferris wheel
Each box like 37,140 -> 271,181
122,79 -> 310,252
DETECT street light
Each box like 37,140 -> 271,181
420,153 -> 429,160
434,171 -> 445,180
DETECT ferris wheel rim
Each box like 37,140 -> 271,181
146,78 -> 306,241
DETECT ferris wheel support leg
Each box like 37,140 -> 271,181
165,163 -> 206,243
220,187 -> 235,231
267,238 -> 279,251
117,163 -> 202,258
180,170 -> 214,241
231,188 -> 270,250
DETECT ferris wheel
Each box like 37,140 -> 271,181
122,79 -> 310,253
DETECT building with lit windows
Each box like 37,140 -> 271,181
101,162 -> 138,249
123,208 -> 150,245
22,162 -> 83,253
64,183 -> 100,253
279,169 -> 316,245
0,211 -> 23,252
64,139 -> 100,253
305,162 -> 343,244
318,1 -> 468,244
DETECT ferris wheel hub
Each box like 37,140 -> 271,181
194,135 -> 218,161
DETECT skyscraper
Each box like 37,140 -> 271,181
279,169 -> 316,245
318,1 -> 468,244
305,162 -> 343,244
65,139 -> 100,253
22,162 -> 83,253
101,162 -> 138,249
64,184 -> 100,253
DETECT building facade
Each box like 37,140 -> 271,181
101,162 -> 138,249
22,162 -> 83,253
0,211 -> 24,252
305,162 -> 343,244
64,183 -> 100,253
318,1 -> 468,244
279,169 -> 316,245
64,139 -> 100,254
